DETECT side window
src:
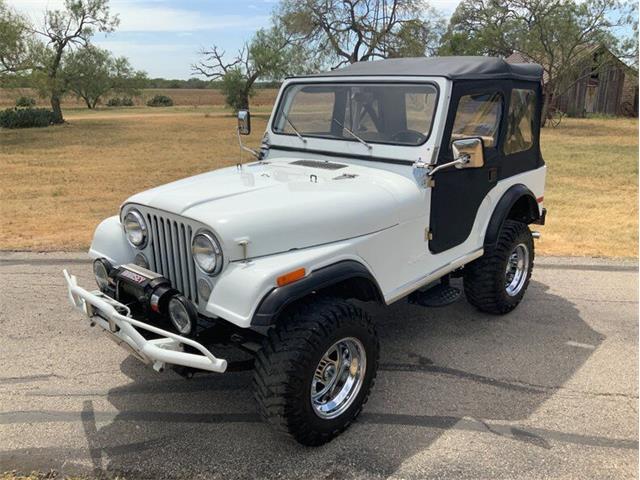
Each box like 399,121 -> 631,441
504,89 -> 536,155
451,92 -> 502,147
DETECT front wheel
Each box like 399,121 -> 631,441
463,220 -> 534,314
253,297 -> 379,446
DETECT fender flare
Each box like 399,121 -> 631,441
251,260 -> 384,327
484,184 -> 540,249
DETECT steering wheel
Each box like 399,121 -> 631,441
391,129 -> 426,144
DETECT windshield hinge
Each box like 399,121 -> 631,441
413,158 -> 436,188
425,228 -> 433,241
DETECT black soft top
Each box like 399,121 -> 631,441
295,56 -> 543,82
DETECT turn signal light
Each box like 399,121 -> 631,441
277,268 -> 306,287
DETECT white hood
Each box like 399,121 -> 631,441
125,158 -> 419,260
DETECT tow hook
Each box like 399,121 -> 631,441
531,231 -> 541,240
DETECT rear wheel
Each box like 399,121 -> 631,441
253,297 -> 379,446
463,220 -> 534,314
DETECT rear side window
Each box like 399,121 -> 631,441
504,89 -> 536,155
451,92 -> 502,147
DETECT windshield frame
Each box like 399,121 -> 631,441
270,80 -> 440,148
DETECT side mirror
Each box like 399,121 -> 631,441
452,137 -> 484,169
237,110 -> 251,135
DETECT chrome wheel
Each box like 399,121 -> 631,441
505,243 -> 529,296
311,337 -> 367,419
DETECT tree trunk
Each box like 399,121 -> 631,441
540,82 -> 556,128
239,88 -> 251,111
540,92 -> 550,128
240,73 -> 259,111
50,94 -> 64,124
49,45 -> 66,124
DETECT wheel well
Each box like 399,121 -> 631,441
271,276 -> 383,327
484,185 -> 540,249
507,195 -> 540,224
251,260 -> 384,327
314,276 -> 383,304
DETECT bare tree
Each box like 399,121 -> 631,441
193,27 -> 308,111
278,0 -> 444,69
30,0 -> 119,123
193,45 -> 246,84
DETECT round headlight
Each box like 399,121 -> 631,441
123,210 -> 147,248
168,295 -> 196,335
191,231 -> 223,275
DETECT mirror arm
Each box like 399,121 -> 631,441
427,154 -> 470,177
237,128 -> 259,158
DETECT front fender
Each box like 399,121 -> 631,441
251,260 -> 383,327
204,241 -> 375,329
89,215 -> 135,265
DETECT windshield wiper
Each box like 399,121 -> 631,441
282,113 -> 307,144
332,119 -> 372,151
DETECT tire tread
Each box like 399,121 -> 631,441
464,220 -> 534,314
252,296 -> 379,446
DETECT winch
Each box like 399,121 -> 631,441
92,259 -> 198,336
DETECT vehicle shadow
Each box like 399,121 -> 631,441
79,279 -> 604,479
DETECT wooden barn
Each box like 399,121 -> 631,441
507,46 -> 638,117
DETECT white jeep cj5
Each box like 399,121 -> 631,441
64,56 -> 547,445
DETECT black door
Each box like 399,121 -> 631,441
428,82 -> 507,254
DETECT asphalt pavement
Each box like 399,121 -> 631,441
0,252 -> 637,479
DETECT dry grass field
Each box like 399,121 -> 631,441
0,108 -> 637,257
540,117 -> 637,257
0,110 -> 269,250
0,88 -> 278,108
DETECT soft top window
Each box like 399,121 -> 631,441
450,92 -> 502,148
272,82 -> 438,147
504,89 -> 536,155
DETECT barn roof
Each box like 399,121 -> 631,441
296,56 -> 543,82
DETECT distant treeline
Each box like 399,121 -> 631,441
147,78 -> 282,89
3,74 -> 281,90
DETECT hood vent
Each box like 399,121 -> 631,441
290,160 -> 347,170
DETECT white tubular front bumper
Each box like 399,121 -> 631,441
63,270 -> 228,373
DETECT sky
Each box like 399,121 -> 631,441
8,0 -> 462,79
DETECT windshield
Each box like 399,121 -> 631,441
272,83 -> 438,147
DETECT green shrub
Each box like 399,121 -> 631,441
0,108 -> 54,129
221,69 -> 253,112
107,97 -> 135,107
146,94 -> 173,107
15,96 -> 36,107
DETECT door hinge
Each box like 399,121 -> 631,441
425,228 -> 433,241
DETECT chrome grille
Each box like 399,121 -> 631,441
145,212 -> 198,303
